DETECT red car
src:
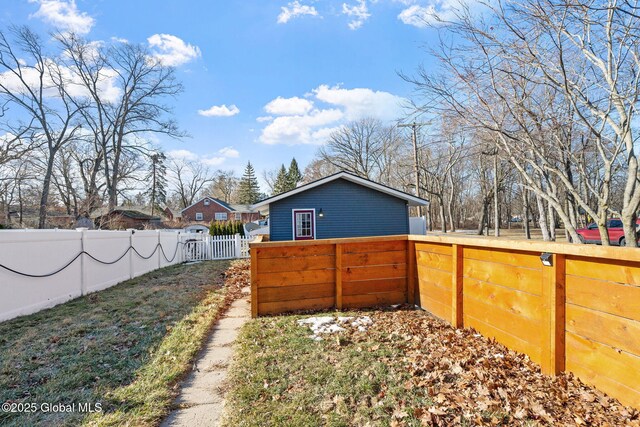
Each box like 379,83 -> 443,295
575,218 -> 640,246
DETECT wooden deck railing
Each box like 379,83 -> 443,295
250,234 -> 640,409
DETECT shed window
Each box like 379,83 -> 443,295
215,212 -> 228,221
235,212 -> 242,220
195,212 -> 203,221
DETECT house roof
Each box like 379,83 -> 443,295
251,171 -> 430,209
181,197 -> 234,213
100,209 -> 160,220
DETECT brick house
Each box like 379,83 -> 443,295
181,197 -> 260,223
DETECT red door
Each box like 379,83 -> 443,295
293,209 -> 315,240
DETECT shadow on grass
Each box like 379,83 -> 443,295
0,260 -> 231,427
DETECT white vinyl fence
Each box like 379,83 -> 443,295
0,229 -> 203,323
183,234 -> 252,262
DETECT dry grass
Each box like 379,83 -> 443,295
0,260 -> 241,427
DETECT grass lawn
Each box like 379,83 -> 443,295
224,308 -> 639,427
0,259 -> 247,427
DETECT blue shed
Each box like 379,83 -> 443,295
251,171 -> 429,242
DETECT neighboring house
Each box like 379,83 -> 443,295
95,209 -> 161,230
181,197 -> 260,223
183,224 -> 210,234
251,171 -> 429,242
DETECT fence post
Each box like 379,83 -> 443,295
451,244 -> 464,328
407,239 -> 416,306
335,244 -> 343,310
128,229 -> 135,279
78,228 -> 87,296
541,253 -> 566,375
234,233 -> 241,259
157,230 -> 162,269
250,245 -> 258,318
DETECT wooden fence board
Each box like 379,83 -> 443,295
417,266 -> 452,290
416,251 -> 452,271
258,282 -> 335,303
258,269 -> 335,287
258,297 -> 335,316
464,277 -> 542,321
257,254 -> 335,273
566,304 -> 640,357
343,264 -> 407,281
464,258 -> 542,296
566,257 -> 640,285
463,247 -> 541,269
342,240 -> 406,254
343,278 -> 406,296
256,244 -> 335,259
420,295 -> 452,321
343,250 -> 406,267
566,275 -> 640,322
415,242 -> 452,256
343,291 -> 406,309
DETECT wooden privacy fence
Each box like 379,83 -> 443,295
250,234 -> 640,410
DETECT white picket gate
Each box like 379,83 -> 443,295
183,234 -> 252,262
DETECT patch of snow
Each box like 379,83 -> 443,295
297,315 -> 374,341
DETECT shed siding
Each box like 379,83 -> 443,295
269,178 -> 409,241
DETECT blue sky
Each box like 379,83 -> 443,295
2,0 -> 452,189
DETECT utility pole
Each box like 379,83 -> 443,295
398,122 -> 429,217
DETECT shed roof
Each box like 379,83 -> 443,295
252,171 -> 429,209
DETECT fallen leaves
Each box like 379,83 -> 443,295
333,308 -> 640,426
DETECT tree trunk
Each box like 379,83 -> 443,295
535,194 -> 551,241
547,203 -> 556,241
477,199 -> 489,235
38,153 -> 56,229
522,189 -> 531,240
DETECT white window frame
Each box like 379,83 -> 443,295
235,212 -> 242,220
204,199 -> 210,206
215,212 -> 228,221
195,212 -> 203,221
291,209 -> 316,241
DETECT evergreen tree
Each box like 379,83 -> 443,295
237,161 -> 261,204
272,164 -> 289,195
286,157 -> 303,190
145,152 -> 167,216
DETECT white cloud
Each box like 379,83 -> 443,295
201,156 -> 226,166
398,0 -> 477,27
29,0 -> 94,35
256,115 -> 274,122
110,36 -> 129,44
147,34 -> 201,67
313,84 -> 405,121
342,0 -> 370,30
198,104 -> 240,117
167,149 -> 199,161
219,146 -> 239,158
258,84 -> 407,145
260,109 -> 344,145
264,96 -> 313,115
277,1 -> 319,24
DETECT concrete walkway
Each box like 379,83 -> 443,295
161,286 -> 251,427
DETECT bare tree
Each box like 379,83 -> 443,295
319,118 -> 397,182
57,33 -> 185,211
0,27 -> 85,228
168,158 -> 214,208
